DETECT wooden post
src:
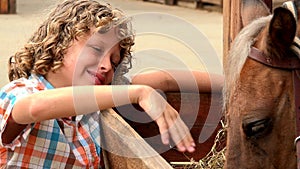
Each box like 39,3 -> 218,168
0,0 -> 9,13
9,0 -> 16,14
223,0 -> 272,67
0,0 -> 16,14
223,0 -> 242,67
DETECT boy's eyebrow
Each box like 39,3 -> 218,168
86,41 -> 105,46
86,36 -> 106,46
97,27 -> 111,34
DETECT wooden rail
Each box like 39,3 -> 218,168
100,109 -> 173,169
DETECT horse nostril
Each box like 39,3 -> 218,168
242,118 -> 272,139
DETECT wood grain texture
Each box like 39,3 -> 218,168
100,109 -> 173,169
0,0 -> 8,14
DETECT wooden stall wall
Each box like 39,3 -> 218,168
100,90 -> 223,168
114,91 -> 223,163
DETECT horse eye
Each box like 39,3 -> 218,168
242,118 -> 272,138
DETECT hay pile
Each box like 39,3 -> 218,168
171,120 -> 227,169
197,120 -> 226,169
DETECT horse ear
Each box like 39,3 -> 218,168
241,0 -> 271,26
269,7 -> 296,49
294,0 -> 300,37
282,1 -> 300,38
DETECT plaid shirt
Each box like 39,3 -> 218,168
0,75 -> 102,168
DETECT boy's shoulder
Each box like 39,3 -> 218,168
0,76 -> 46,96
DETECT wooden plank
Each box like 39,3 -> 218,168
143,0 -> 165,4
165,0 -> 177,5
0,0 -> 16,14
9,0 -> 16,14
222,0 -> 242,68
100,109 -> 173,169
143,0 -> 176,5
201,0 -> 223,6
222,0 -> 231,68
177,0 -> 199,8
0,0 -> 9,14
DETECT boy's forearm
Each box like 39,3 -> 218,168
131,70 -> 224,93
190,71 -> 224,92
131,71 -> 171,91
11,85 -> 144,124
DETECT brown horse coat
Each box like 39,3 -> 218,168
224,0 -> 299,168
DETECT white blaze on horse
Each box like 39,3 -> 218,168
223,0 -> 300,168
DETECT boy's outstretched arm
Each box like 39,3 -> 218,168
4,85 -> 195,152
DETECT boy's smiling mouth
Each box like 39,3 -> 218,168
87,70 -> 105,85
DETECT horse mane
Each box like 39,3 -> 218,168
222,15 -> 272,113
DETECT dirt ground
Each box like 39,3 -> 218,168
0,0 -> 224,88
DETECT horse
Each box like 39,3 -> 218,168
223,0 -> 300,168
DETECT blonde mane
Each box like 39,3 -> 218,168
223,15 -> 272,112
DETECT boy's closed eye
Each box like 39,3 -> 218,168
89,45 -> 104,56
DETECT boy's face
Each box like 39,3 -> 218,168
62,28 -> 121,86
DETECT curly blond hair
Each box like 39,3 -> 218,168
9,0 -> 134,81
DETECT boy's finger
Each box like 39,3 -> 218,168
156,117 -> 169,145
177,121 -> 195,152
161,105 -> 196,152
175,141 -> 186,152
168,113 -> 195,152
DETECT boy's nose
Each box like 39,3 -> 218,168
98,55 -> 112,72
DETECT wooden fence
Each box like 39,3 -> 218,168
143,0 -> 223,9
0,0 -> 16,14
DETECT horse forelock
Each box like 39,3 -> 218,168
222,15 -> 272,112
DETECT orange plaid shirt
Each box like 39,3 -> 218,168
0,75 -> 102,168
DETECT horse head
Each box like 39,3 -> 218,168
224,0 -> 300,168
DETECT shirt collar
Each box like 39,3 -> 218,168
29,74 -> 54,90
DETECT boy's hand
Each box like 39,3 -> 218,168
137,86 -> 195,153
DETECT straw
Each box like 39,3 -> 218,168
171,119 -> 227,169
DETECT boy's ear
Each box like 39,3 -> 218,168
241,0 -> 271,27
269,7 -> 296,49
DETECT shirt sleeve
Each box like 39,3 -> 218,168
0,80 -> 38,150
